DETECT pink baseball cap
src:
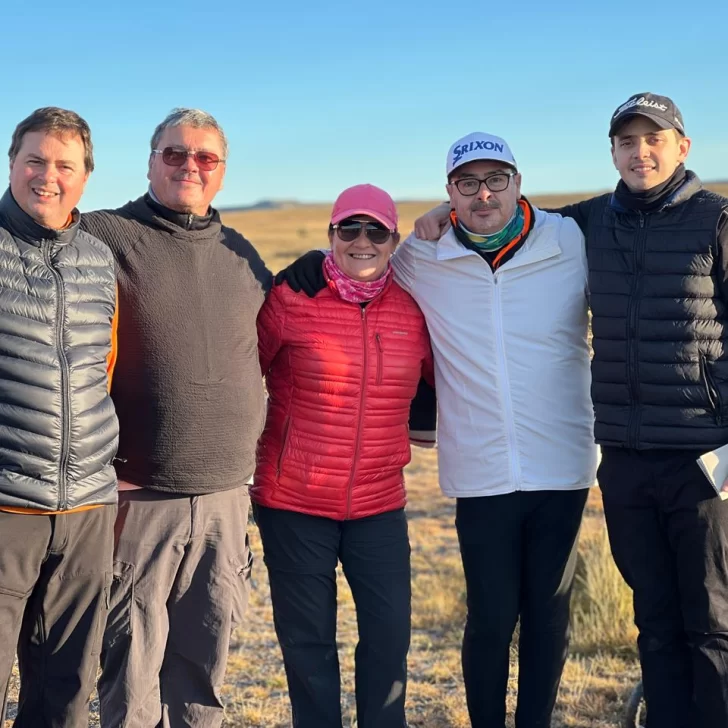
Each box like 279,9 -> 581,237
330,184 -> 398,231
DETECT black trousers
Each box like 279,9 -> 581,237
0,506 -> 115,728
254,505 -> 411,728
456,489 -> 588,728
599,447 -> 728,728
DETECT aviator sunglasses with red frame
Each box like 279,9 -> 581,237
151,147 -> 225,171
332,218 -> 394,244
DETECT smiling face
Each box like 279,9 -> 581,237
328,215 -> 399,281
9,130 -> 90,229
147,124 -> 226,215
611,117 -> 691,191
446,159 -> 521,235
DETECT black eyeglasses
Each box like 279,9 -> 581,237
452,172 -> 515,196
332,219 -> 394,244
151,147 -> 225,171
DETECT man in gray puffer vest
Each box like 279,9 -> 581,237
0,108 -> 119,727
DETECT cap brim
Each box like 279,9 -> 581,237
449,157 -> 517,176
331,208 -> 397,230
609,111 -> 683,137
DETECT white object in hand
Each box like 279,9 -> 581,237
697,444 -> 728,500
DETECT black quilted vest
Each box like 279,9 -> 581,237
587,173 -> 728,449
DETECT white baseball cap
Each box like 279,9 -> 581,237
446,132 -> 517,177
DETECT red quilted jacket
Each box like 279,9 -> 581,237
252,276 -> 433,520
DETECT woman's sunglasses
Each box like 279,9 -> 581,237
332,218 -> 394,244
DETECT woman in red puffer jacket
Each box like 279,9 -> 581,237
252,184 -> 433,728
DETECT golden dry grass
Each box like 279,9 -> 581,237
215,455 -> 641,728
7,183 -> 728,726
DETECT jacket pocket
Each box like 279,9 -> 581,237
376,334 -> 384,385
231,537 -> 254,632
700,353 -> 724,425
276,417 -> 293,476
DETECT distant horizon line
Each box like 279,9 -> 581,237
219,179 -> 728,213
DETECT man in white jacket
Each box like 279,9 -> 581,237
395,132 -> 597,728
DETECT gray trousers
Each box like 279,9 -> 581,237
98,488 -> 252,728
0,506 -> 116,728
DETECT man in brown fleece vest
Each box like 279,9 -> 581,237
81,108 -> 272,728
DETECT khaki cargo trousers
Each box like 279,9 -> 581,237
98,487 -> 252,728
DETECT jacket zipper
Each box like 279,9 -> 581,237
626,213 -> 647,448
276,416 -> 293,476
492,272 -> 522,490
700,353 -> 724,425
43,241 -> 71,510
375,333 -> 383,385
346,307 -> 369,518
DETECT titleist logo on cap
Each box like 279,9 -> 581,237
608,91 -> 685,136
615,95 -> 668,115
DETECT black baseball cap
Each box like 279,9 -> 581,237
609,92 -> 685,137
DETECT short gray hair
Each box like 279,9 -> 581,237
150,108 -> 228,159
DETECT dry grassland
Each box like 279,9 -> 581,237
5,183 -> 728,727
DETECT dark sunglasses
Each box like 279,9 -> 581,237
332,218 -> 394,244
151,147 -> 225,171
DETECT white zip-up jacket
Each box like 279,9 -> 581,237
393,207 -> 597,498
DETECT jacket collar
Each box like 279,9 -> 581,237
123,194 -> 223,239
609,169 -> 703,214
436,205 -> 561,271
145,188 -> 216,231
0,188 -> 80,246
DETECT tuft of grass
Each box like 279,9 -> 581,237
570,525 -> 638,655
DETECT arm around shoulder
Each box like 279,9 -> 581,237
274,249 -> 327,296
545,196 -> 599,238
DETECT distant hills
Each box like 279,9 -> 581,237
219,200 -> 309,212
223,180 -> 728,213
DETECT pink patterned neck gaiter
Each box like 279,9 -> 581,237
323,251 -> 392,304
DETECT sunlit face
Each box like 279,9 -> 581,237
9,131 -> 90,229
147,124 -> 226,215
446,160 -> 521,235
611,117 -> 691,192
328,215 -> 399,281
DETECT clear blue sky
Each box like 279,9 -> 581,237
2,0 -> 726,211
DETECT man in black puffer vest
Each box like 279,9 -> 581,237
0,108 -> 119,727
556,93 -> 728,728
82,109 -> 273,728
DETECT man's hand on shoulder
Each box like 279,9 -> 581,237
413,203 -> 451,241
274,250 -> 326,297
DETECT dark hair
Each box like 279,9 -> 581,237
8,107 -> 94,172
